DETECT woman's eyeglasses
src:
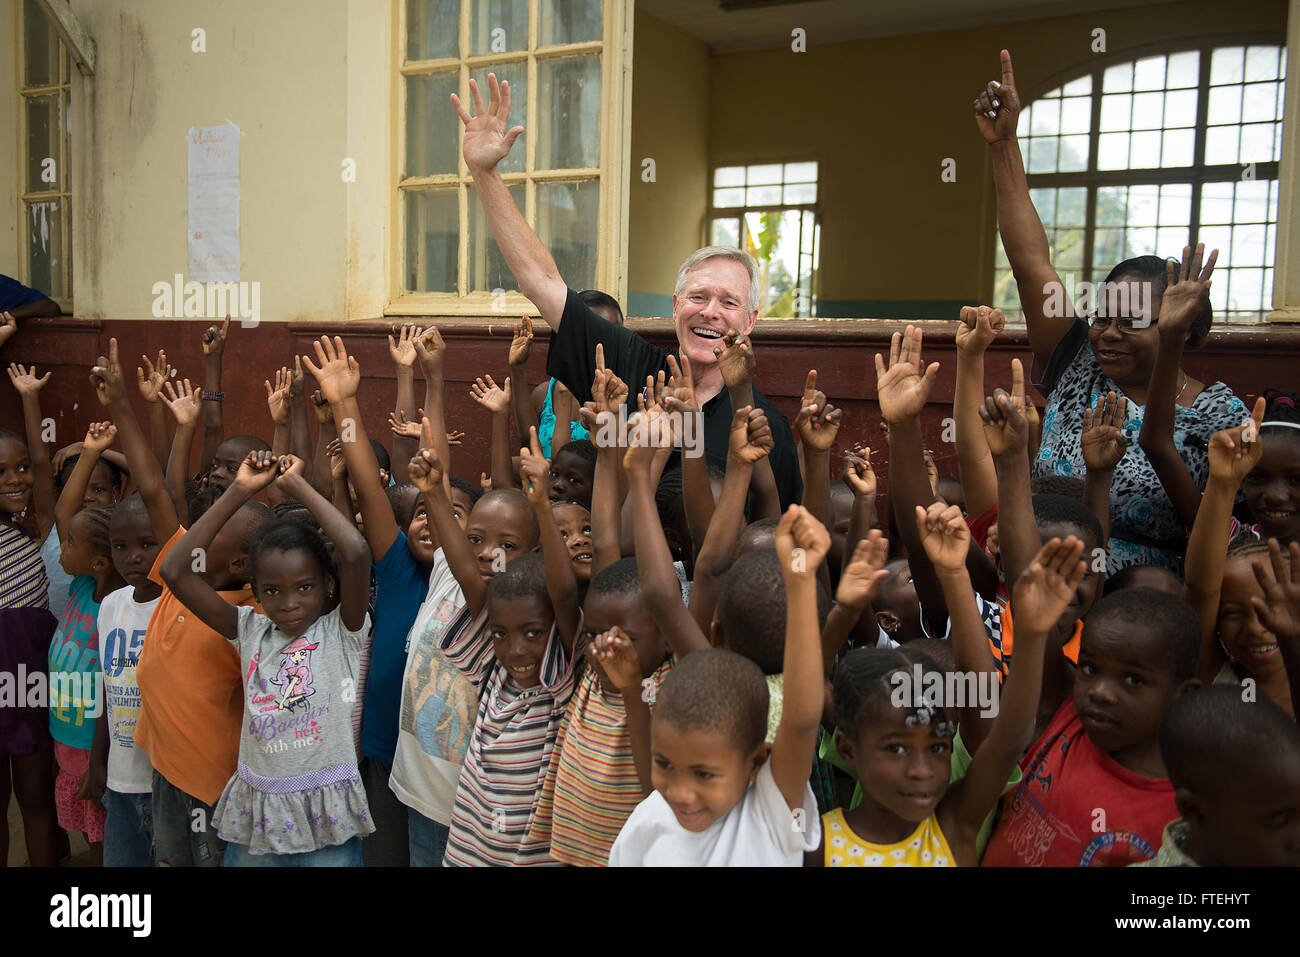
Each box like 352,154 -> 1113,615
1087,313 -> 1153,334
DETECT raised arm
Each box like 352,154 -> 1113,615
5,362 -> 55,540
410,421 -> 487,614
662,354 -> 714,560
770,505 -> 830,811
715,332 -> 782,521
309,390 -> 337,499
275,455 -> 371,632
471,374 -> 517,490
974,50 -> 1074,367
453,75 -> 567,328
954,306 -> 1003,517
876,326 -> 947,635
160,377 -> 203,526
54,422 -> 116,541
414,327 -> 452,496
586,364 -> 627,576
1184,404 -> 1265,681
92,339 -> 178,542
508,315 -> 540,444
200,317 -> 230,472
589,627 -> 654,796
389,325 -> 420,484
160,452 -> 280,639
979,365 -> 1038,588
1137,247 -> 1217,529
520,427 -> 580,650
1252,539 -> 1300,714
1081,391 -> 1127,544
301,335 -> 401,561
265,365 -> 293,507
136,349 -> 173,468
821,530 -> 889,675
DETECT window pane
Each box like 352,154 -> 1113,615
1200,183 -> 1234,224
1058,188 -> 1087,226
471,0 -> 526,54
468,182 -> 526,291
1133,56 -> 1166,91
783,183 -> 816,204
1211,47 -> 1244,85
784,161 -> 818,182
1093,228 -> 1123,267
1230,268 -> 1263,311
1208,85 -> 1241,125
404,189 -> 458,292
1163,89 -> 1196,126
714,167 -> 744,188
1129,130 -> 1160,168
537,55 -> 601,169
1030,100 -> 1060,136
536,180 -> 599,290
1059,135 -> 1089,172
710,218 -> 740,247
714,188 -> 744,208
1234,180 -> 1270,223
1232,224 -> 1266,266
540,0 -> 601,46
1156,227 -> 1187,256
1100,94 -> 1131,132
1096,187 -> 1127,227
1200,226 -> 1232,264
1160,128 -> 1194,167
26,200 -> 65,300
1029,188 -> 1058,223
1131,92 -> 1163,129
1167,52 -> 1199,89
746,184 -> 782,206
1205,125 -> 1239,165
1129,185 -> 1159,226
1245,46 -> 1281,82
407,0 -> 459,61
1127,226 -> 1157,256
1158,184 -> 1191,225
23,0 -> 59,87
471,62 -> 526,173
1103,63 -> 1132,93
405,72 -> 459,176
1060,97 -> 1090,135
1241,82 -> 1280,123
1062,75 -> 1092,96
1241,122 -> 1276,163
26,95 -> 61,192
1098,132 -> 1129,170
746,164 -> 783,185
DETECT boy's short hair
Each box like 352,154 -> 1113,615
369,439 -> 391,476
1032,492 -> 1102,545
449,475 -> 483,507
578,289 -> 625,322
485,551 -> 548,606
474,488 -> 540,543
588,557 -> 641,600
1085,587 -> 1200,682
223,435 -> 271,457
1160,685 -> 1300,798
654,648 -> 768,754
717,549 -> 831,675
188,483 -> 221,522
1103,563 -> 1181,596
108,491 -> 149,529
230,500 -> 276,552
1030,475 -> 1086,500
555,439 -> 596,469
385,481 -> 420,526
899,637 -> 955,673
271,499 -> 320,531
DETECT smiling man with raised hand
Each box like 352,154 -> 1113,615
451,74 -> 801,508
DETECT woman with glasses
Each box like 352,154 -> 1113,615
973,50 -> 1248,575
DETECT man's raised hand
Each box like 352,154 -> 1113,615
452,73 -> 525,174
973,49 -> 1021,144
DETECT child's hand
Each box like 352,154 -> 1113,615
388,323 -> 419,369
585,627 -> 642,693
74,762 -> 106,804
1080,391 -> 1127,471
470,374 -> 512,415
793,370 -> 842,453
326,438 -> 348,482
519,427 -> 550,506
640,371 -> 668,416
914,501 -> 970,573
136,350 -> 171,403
414,326 -> 446,376
310,389 -> 333,424
1250,539 -> 1300,644
265,366 -> 293,425
302,336 -> 361,404
82,421 -> 117,455
0,312 -> 17,350
842,446 -> 877,499
201,316 -> 231,355
89,338 -> 128,405
1158,244 -> 1216,343
161,378 -> 203,428
1208,397 -> 1266,484
509,315 -> 534,368
388,408 -> 425,439
663,352 -> 700,416
408,444 -> 446,496
622,411 -> 662,474
774,504 -> 831,580
836,529 -> 890,611
978,373 -> 1029,459
874,325 -> 940,425
288,356 -> 305,399
955,305 -> 1005,357
714,330 -> 756,390
591,344 -> 628,410
276,453 -> 308,486
1010,536 -> 1087,637
446,429 -> 465,446
480,471 -> 492,493
728,405 -> 773,465
973,50 -> 1021,145
7,361 -> 52,397
233,450 -> 281,494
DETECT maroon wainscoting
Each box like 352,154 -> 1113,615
4,317 -> 1298,509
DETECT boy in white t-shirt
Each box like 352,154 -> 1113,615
609,506 -> 826,866
93,494 -> 163,867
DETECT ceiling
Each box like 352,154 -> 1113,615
635,0 -> 1172,54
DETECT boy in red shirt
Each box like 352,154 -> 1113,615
982,587 -> 1200,866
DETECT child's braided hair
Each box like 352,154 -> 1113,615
79,505 -> 116,558
832,646 -> 955,739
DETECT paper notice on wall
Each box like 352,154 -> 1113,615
188,123 -> 240,282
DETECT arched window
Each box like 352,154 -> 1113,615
993,41 -> 1287,322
